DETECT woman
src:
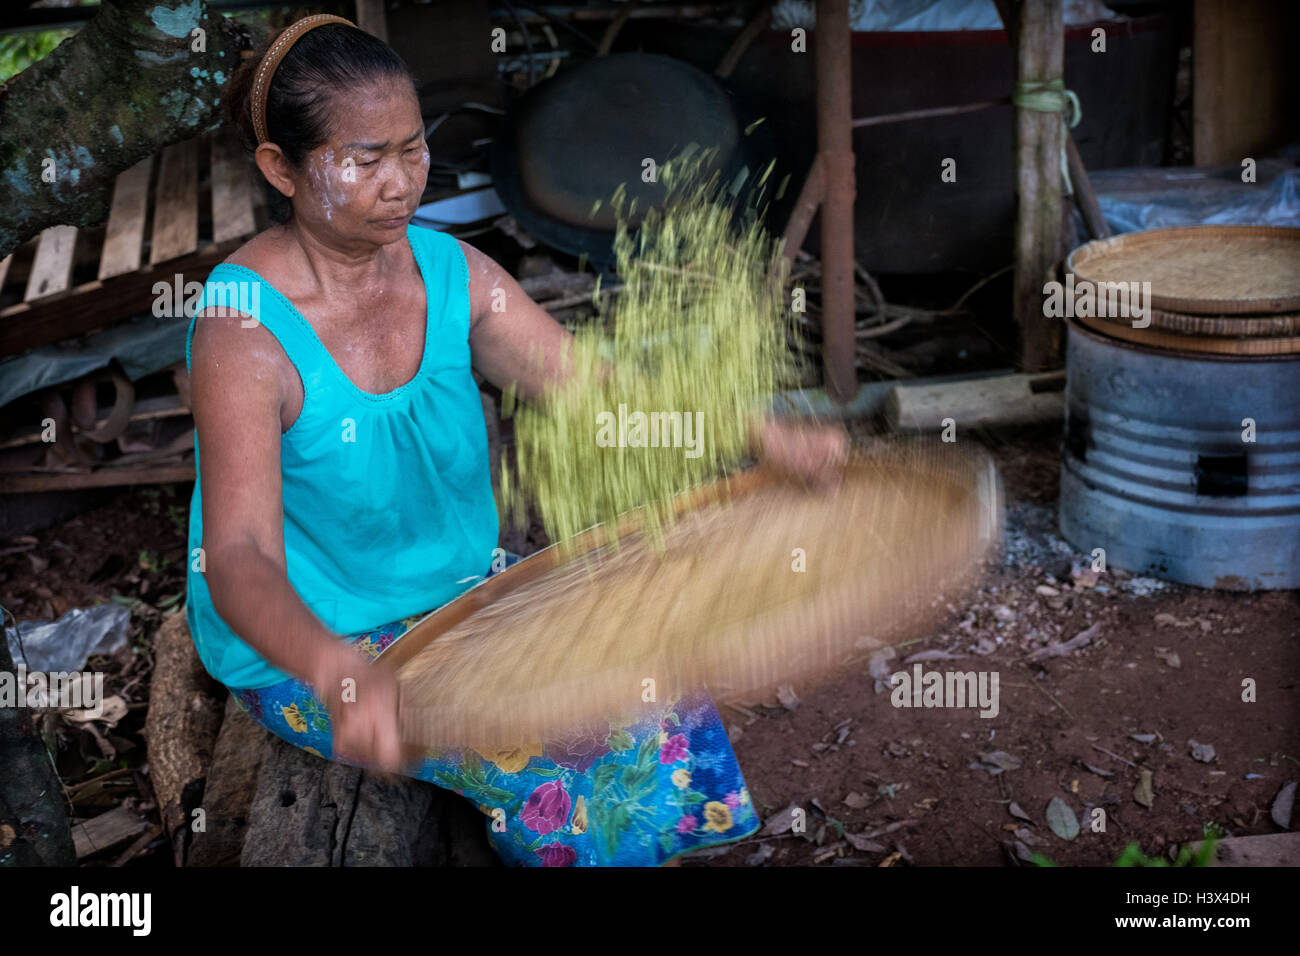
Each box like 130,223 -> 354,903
186,16 -> 846,867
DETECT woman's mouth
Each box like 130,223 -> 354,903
375,212 -> 412,228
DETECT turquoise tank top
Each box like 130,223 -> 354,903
184,224 -> 499,689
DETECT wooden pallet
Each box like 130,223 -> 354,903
0,129 -> 262,357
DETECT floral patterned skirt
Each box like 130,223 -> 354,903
227,556 -> 760,866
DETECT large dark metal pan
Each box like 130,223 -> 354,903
490,52 -> 776,271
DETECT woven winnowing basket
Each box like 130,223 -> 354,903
386,442 -> 1004,751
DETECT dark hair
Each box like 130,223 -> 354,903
225,23 -> 416,224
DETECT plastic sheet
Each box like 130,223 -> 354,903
771,0 -> 1120,31
1096,167 -> 1300,235
0,311 -> 187,412
5,602 -> 132,673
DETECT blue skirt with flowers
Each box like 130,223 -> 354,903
228,555 -> 760,866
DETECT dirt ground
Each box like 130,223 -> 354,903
1,423 -> 1295,865
695,424 -> 1300,866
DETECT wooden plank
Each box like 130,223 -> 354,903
149,138 -> 199,265
0,394 -> 189,451
72,806 -> 150,859
0,254 -> 12,292
0,463 -> 195,493
0,238 -> 241,357
885,371 -> 1066,431
98,156 -> 154,280
23,225 -> 77,302
210,135 -> 256,244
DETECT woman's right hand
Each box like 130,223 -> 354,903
311,644 -> 405,773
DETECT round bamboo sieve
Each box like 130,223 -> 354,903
1066,225 -> 1300,316
383,442 -> 1004,752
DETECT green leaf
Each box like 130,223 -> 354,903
1115,843 -> 1166,867
461,751 -> 487,786
683,790 -> 707,806
622,764 -> 652,793
606,729 -> 635,753
472,783 -> 517,806
604,803 -> 632,857
431,771 -> 466,792
528,765 -> 563,778
636,733 -> 660,768
593,763 -> 620,794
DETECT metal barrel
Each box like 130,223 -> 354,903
1059,319 -> 1300,590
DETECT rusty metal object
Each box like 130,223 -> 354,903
31,366 -> 137,469
68,367 -> 135,443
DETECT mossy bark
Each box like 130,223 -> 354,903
0,0 -> 254,259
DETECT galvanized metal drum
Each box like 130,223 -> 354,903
1060,318 -> 1300,590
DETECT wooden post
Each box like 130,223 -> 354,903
356,0 -> 388,42
1193,0 -> 1293,166
814,0 -> 859,404
1005,0 -> 1064,372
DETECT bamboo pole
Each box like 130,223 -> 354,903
1000,0 -> 1065,372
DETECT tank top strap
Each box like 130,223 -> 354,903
185,262 -> 329,379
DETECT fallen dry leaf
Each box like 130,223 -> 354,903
845,832 -> 886,853
1134,769 -> 1155,808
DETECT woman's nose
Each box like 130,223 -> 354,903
379,155 -> 424,199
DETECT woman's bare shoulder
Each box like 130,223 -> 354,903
221,228 -> 286,275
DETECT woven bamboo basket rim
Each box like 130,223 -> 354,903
377,464 -> 773,673
1067,225 -> 1300,316
1068,312 -> 1300,357
382,448 -> 1003,750
1080,304 -> 1300,338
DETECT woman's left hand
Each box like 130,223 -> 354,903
753,416 -> 850,489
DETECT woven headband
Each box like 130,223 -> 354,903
251,14 -> 357,146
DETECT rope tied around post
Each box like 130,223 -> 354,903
1012,79 -> 1082,195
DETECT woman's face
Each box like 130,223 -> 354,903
292,77 -> 430,243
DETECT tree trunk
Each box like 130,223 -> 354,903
242,734 -> 501,867
0,637 -> 76,866
143,609 -> 225,865
0,0 -> 254,259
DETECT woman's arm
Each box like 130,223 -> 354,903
190,311 -> 404,770
458,240 -> 848,484
460,240 -> 578,401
